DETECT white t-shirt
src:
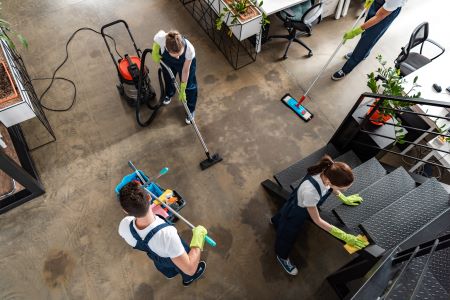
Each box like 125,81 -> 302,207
383,0 -> 407,12
297,174 -> 331,208
118,216 -> 185,258
153,30 -> 195,60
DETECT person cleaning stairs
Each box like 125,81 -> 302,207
270,155 -> 369,275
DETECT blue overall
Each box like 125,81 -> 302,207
271,175 -> 332,259
342,0 -> 402,74
161,38 -> 198,114
128,217 -> 195,281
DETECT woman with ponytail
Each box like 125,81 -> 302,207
271,155 -> 368,275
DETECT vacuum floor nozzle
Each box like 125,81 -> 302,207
200,153 -> 223,170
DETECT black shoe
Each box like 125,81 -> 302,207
182,261 -> 206,287
331,70 -> 346,81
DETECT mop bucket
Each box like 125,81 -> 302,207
115,171 -> 186,222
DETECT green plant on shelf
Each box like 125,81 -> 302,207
367,55 -> 421,145
0,2 -> 27,49
215,0 -> 269,37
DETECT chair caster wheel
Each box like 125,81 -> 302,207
307,52 -> 313,57
282,55 -> 288,60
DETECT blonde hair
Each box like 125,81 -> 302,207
166,30 -> 184,53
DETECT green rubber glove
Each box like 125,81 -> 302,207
190,225 -> 207,250
364,0 -> 374,9
337,192 -> 363,206
330,226 -> 369,249
343,26 -> 364,41
151,42 -> 161,64
179,82 -> 187,103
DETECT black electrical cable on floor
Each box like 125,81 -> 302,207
33,27 -> 121,112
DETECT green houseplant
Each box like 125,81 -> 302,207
366,55 -> 421,144
0,2 -> 28,104
215,0 -> 269,37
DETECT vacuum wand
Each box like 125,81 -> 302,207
128,161 -> 217,247
297,7 -> 369,107
158,60 -> 222,169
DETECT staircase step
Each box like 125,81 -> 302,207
430,247 -> 450,294
387,254 -> 449,300
361,178 -> 450,250
274,144 -> 339,191
333,167 -> 416,229
320,157 -> 387,214
289,150 -> 362,190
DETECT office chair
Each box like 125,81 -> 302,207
395,22 -> 445,76
267,2 -> 323,60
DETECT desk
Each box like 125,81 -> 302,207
402,53 -> 450,171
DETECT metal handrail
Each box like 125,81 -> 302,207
379,246 -> 420,300
361,92 -> 450,108
409,239 -> 440,300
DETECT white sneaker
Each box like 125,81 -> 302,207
163,96 -> 172,105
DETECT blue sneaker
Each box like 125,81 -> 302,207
344,52 -> 352,60
276,256 -> 298,275
183,261 -> 206,287
332,70 -> 346,81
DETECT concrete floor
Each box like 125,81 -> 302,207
0,0 -> 448,299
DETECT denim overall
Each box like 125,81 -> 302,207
272,175 -> 332,259
161,38 -> 198,114
128,217 -> 195,281
342,0 -> 402,74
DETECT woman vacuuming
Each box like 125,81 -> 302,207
151,30 -> 198,125
271,155 -> 369,275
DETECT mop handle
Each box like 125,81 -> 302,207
302,7 -> 369,98
128,161 -> 217,247
159,60 -> 211,155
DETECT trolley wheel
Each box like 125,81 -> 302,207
116,84 -> 125,96
307,52 -> 313,58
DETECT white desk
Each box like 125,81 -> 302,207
260,0 -> 309,15
402,53 -> 450,171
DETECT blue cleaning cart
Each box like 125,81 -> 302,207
115,170 -> 186,222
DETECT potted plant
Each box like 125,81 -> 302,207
0,3 -> 27,104
366,55 -> 421,145
367,55 -> 421,125
215,0 -> 269,40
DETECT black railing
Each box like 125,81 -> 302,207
330,92 -> 450,173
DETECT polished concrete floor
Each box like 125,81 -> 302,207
0,0 -> 448,299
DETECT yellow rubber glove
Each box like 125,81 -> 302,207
179,82 -> 187,103
330,226 -> 369,250
364,0 -> 374,9
151,42 -> 161,64
190,225 -> 207,250
343,26 -> 364,41
337,192 -> 363,206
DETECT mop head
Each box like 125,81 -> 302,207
280,94 -> 313,122
344,235 -> 369,254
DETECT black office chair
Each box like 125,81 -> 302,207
395,22 -> 445,76
267,2 -> 323,60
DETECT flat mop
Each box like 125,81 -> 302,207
282,6 -> 370,122
159,60 -> 223,170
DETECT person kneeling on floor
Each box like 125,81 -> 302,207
271,155 -> 369,275
152,30 -> 198,125
118,181 -> 207,286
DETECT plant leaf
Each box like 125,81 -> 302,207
17,34 -> 28,49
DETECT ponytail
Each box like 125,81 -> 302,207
307,155 -> 354,187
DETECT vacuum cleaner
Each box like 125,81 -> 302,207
101,20 -> 164,127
